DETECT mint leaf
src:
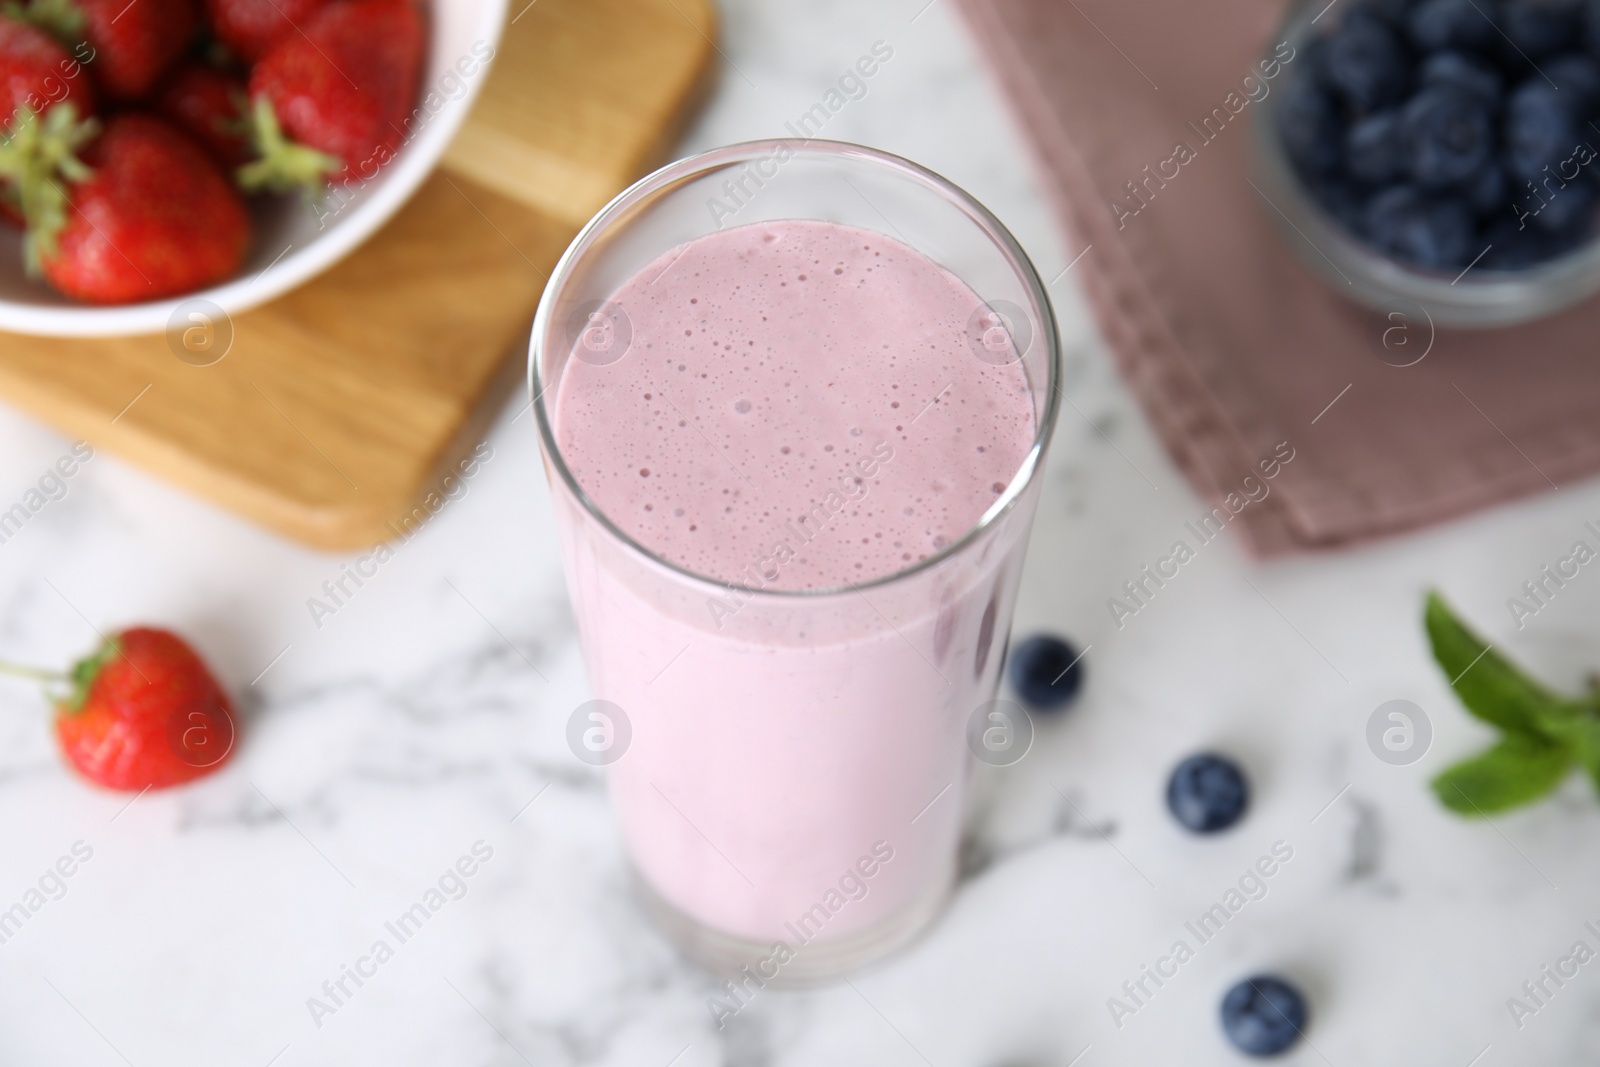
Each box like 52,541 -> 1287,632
1424,591 -> 1579,739
1563,718 -> 1600,801
1431,733 -> 1573,815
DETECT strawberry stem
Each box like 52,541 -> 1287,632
0,658 -> 67,683
0,103 -> 97,274
238,97 -> 340,197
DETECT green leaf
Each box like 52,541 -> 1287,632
1563,718 -> 1600,801
1424,591 -> 1580,739
1431,733 -> 1573,816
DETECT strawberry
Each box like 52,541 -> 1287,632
1,12 -> 95,126
155,62 -> 251,169
204,0 -> 332,63
0,628 -> 237,791
0,108 -> 96,266
8,112 -> 252,303
10,0 -> 198,101
1,13 -> 96,228
241,0 -> 423,193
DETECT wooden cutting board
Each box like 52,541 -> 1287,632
0,0 -> 716,549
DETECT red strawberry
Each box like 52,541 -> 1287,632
11,0 -> 197,101
1,14 -> 96,229
72,0 -> 198,100
0,628 -> 238,791
155,62 -> 251,169
22,113 -> 250,302
0,12 -> 96,127
0,18 -> 95,243
204,0 -> 332,63
241,0 -> 423,193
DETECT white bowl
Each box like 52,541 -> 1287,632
0,0 -> 507,338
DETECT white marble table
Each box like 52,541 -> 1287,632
4,2 -> 1600,1064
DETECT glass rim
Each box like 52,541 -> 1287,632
528,138 -> 1062,599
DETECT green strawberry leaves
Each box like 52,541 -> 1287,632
0,104 -> 98,273
237,98 -> 340,198
62,633 -> 120,712
1424,591 -> 1600,815
2,0 -> 86,44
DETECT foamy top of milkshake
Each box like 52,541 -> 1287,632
553,219 -> 1036,591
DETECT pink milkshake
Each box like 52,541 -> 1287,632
533,142 -> 1058,977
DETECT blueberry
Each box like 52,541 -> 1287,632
1585,0 -> 1600,54
1506,80 -> 1580,181
1466,161 -> 1510,211
1480,218 -> 1542,266
1279,76 -> 1345,176
1545,53 -> 1600,111
1481,215 -> 1568,265
1366,185 -> 1477,266
1325,13 -> 1411,109
1530,174 -> 1598,230
1166,753 -> 1249,833
1366,0 -> 1423,24
1347,111 -> 1407,182
1503,0 -> 1580,58
1408,0 -> 1499,52
1421,51 -> 1504,101
1402,87 -> 1495,186
1006,634 -> 1084,711
1221,975 -> 1309,1058
1543,217 -> 1592,254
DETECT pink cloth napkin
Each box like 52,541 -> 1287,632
957,0 -> 1600,555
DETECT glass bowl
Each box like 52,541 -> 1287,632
1251,0 -> 1600,328
0,0 -> 506,337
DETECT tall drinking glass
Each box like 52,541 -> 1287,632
530,140 -> 1060,982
